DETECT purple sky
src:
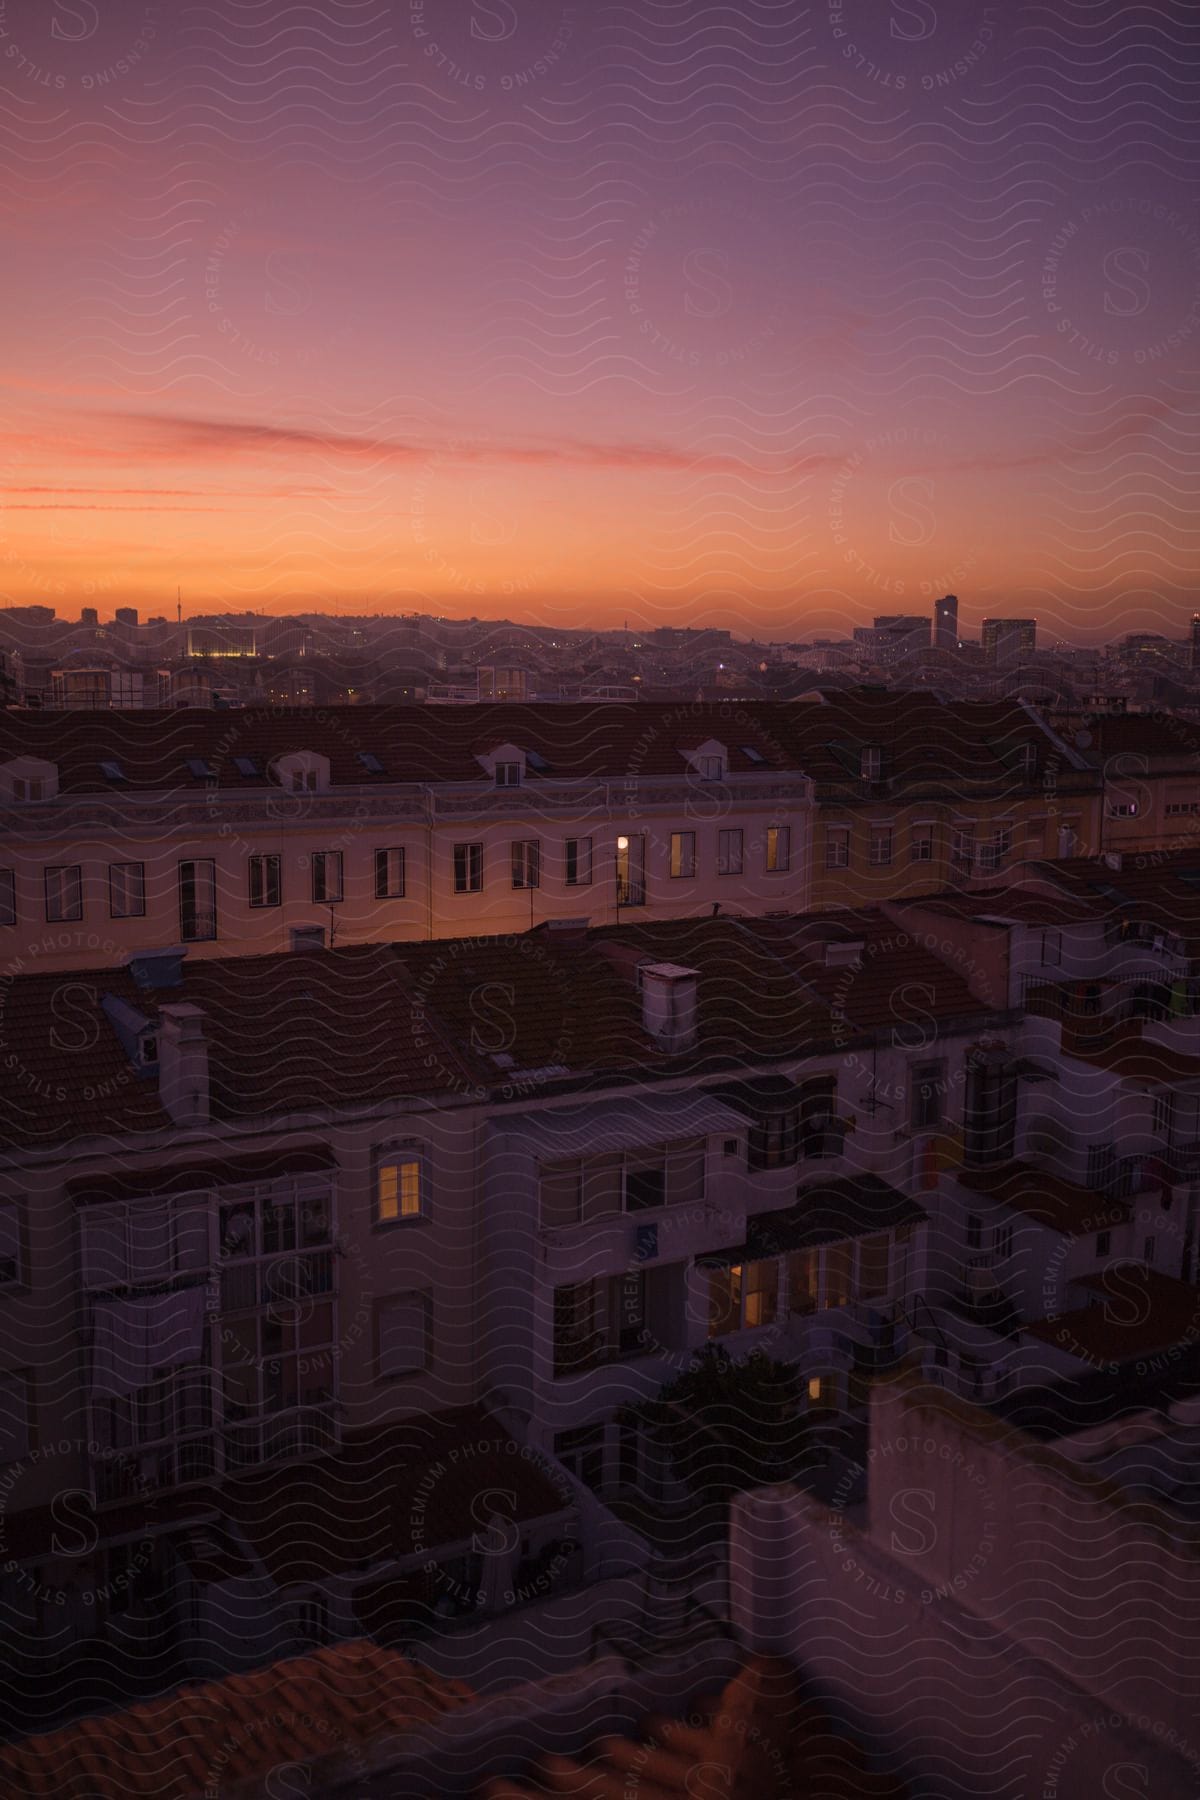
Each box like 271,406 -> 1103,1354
1,0 -> 1198,641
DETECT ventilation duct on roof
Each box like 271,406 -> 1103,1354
124,946 -> 187,990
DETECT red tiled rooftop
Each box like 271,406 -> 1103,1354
1025,1268 -> 1200,1367
0,1639 -> 475,1800
957,1160 -> 1131,1236
480,1654 -> 910,1798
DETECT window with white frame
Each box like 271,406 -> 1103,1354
0,1204 -> 20,1286
81,1200 -> 212,1290
45,864 -> 82,923
766,826 -> 790,873
311,851 -> 343,904
993,1222 -> 1014,1259
565,837 -> 592,886
911,823 -> 934,864
375,848 -> 405,899
248,854 -> 281,909
868,826 -> 893,867
0,1372 -> 31,1463
825,826 -> 850,870
1039,928 -> 1062,966
375,1147 -> 425,1225
951,828 -> 975,873
861,745 -> 883,781
512,840 -> 541,889
376,1292 -> 432,1379
109,861 -> 146,918
0,869 -> 16,928
179,859 -> 217,941
699,755 -> 725,781
454,843 -> 483,893
669,832 -> 696,879
495,761 -> 522,787
717,829 -> 743,875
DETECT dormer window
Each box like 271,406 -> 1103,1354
3,757 -> 58,802
358,753 -> 386,776
684,740 -> 728,783
100,760 -> 127,784
273,752 -> 330,795
861,746 -> 883,781
233,756 -> 261,778
495,762 -> 522,788
186,758 -> 217,781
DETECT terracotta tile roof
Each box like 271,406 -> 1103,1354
0,1640 -> 475,1800
0,943 -> 485,1151
1043,853 -> 1200,957
221,1411 -> 573,1587
0,701 -> 798,793
900,886 -> 1099,929
734,910 -> 987,1027
957,1160 -> 1132,1236
479,1654 -> 910,1798
1025,1268 -> 1200,1367
0,693 -> 1078,798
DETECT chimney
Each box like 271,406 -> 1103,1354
157,1003 -> 209,1126
640,963 -> 700,1053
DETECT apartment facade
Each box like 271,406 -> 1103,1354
0,695 -> 1103,972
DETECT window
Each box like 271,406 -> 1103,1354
109,862 -> 145,918
12,776 -> 44,801
376,1293 -> 431,1379
357,753 -> 386,776
295,1592 -> 330,1646
911,1061 -> 944,1130
825,826 -> 850,870
963,1054 -> 1017,1167
0,1205 -> 20,1286
45,864 -> 82,923
740,744 -> 765,765
1088,1143 -> 1116,1194
951,829 -> 975,874
185,758 -> 216,781
512,840 -> 541,889
748,1106 -> 799,1171
454,843 -> 483,894
911,824 -> 934,864
669,832 -> 696,879
1143,1235 -> 1156,1264
233,756 -> 260,778
179,859 -> 217,941
869,827 -> 893,868
861,746 -> 882,780
857,1235 -> 890,1299
311,851 -> 343,904
0,869 -> 15,928
495,762 -> 522,787
376,1152 -> 424,1224
565,837 -> 592,886
700,755 -> 724,781
717,829 -> 743,876
966,1214 -> 983,1251
1108,802 -> 1139,819
742,1261 -> 778,1328
994,1223 -> 1014,1260
1096,1230 -> 1111,1256
766,826 -> 790,873
100,760 -> 127,783
248,854 -> 281,909
375,848 -> 405,899
979,827 -> 1012,873
624,1163 -> 666,1213
0,1372 -> 31,1464
1039,929 -> 1062,966
290,927 -> 324,952
291,769 -> 317,792
615,835 -> 646,907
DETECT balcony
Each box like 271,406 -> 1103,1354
219,1248 -> 334,1313
180,908 -> 217,943
615,878 -> 646,908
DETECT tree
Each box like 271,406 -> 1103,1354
626,1345 -> 810,1505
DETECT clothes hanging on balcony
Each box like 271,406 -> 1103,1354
90,1288 -> 208,1397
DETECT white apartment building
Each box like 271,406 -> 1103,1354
3,873 -> 1199,1714
0,704 -> 814,971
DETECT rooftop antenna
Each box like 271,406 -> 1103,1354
177,586 -> 182,625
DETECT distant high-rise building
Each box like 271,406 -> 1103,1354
1191,614 -> 1200,670
80,607 -> 99,627
114,607 -> 138,627
933,594 -> 958,652
981,617 -> 1036,662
